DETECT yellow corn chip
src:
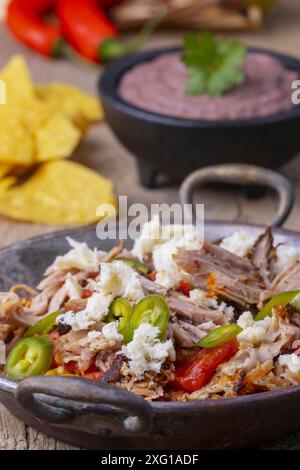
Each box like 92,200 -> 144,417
35,83 -> 103,130
0,56 -> 109,225
0,56 -> 34,103
34,113 -> 81,162
0,160 -> 116,225
0,163 -> 14,178
0,114 -> 34,165
0,56 -> 49,163
0,176 -> 17,196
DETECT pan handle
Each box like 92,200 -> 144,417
179,164 -> 294,227
0,376 -> 17,394
15,376 -> 153,436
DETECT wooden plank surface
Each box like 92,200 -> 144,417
1,0 -> 300,450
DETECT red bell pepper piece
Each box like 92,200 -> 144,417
64,360 -> 80,375
64,360 -> 103,380
84,371 -> 104,380
82,288 -> 93,299
149,270 -> 157,282
177,280 -> 192,297
6,0 -> 63,57
82,362 -> 104,380
173,338 -> 239,393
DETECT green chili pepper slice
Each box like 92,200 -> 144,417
116,257 -> 149,274
24,310 -> 62,338
5,336 -> 53,381
255,290 -> 300,321
130,295 -> 170,340
197,324 -> 243,349
107,298 -> 133,344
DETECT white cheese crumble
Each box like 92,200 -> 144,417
51,237 -> 106,272
274,244 -> 300,275
132,216 -> 202,289
0,340 -> 5,364
278,353 -> 300,375
132,215 -> 202,260
132,215 -> 162,262
64,273 -> 82,299
57,260 -> 145,331
189,289 -> 235,321
57,293 -> 113,331
98,260 -> 144,303
237,311 -> 272,346
153,236 -> 198,289
120,323 -> 175,379
87,331 -> 102,340
102,321 -> 123,343
220,230 -> 257,257
86,322 -> 123,343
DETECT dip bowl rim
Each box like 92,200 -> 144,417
99,45 -> 300,128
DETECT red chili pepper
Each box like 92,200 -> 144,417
100,0 -> 124,6
172,339 -> 239,393
6,0 -> 63,57
57,0 -> 164,63
177,280 -> 192,297
57,0 -> 118,63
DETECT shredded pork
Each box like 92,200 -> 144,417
175,241 -> 264,308
2,225 -> 300,402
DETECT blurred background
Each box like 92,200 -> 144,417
0,0 -> 299,242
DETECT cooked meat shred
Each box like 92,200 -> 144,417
167,291 -> 227,325
100,355 -> 125,383
272,262 -> 300,293
251,227 -> 274,288
175,241 -> 264,308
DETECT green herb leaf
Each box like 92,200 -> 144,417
181,31 -> 247,97
186,68 -> 206,95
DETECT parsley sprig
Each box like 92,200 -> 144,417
181,31 -> 247,97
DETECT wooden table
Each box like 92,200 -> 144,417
1,0 -> 300,450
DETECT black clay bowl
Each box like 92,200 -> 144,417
99,47 -> 300,188
2,222 -> 300,449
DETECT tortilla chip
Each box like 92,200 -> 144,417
0,55 -> 34,103
35,83 -> 103,131
0,160 -> 116,225
0,163 -> 14,178
34,113 -> 81,162
0,56 -> 49,163
0,114 -> 34,165
0,176 -> 17,196
0,57 -> 101,167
